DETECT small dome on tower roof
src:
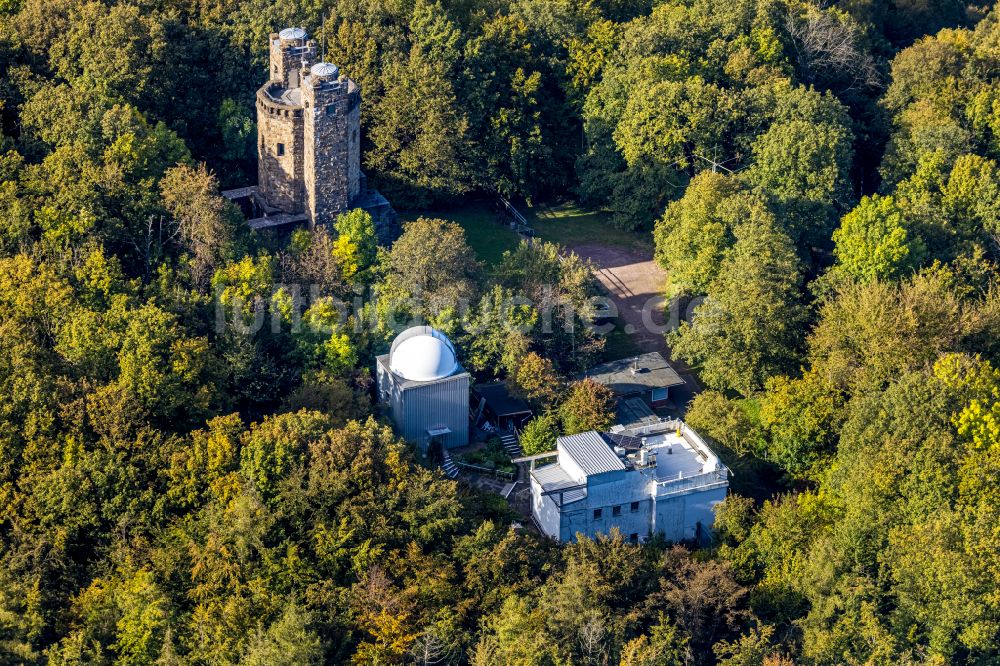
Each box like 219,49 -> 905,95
278,27 -> 307,40
310,62 -> 340,78
388,327 -> 459,382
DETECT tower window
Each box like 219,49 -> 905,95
612,505 -> 622,517
593,509 -> 602,521
276,143 -> 285,156
631,501 -> 640,512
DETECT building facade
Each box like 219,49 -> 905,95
527,420 -> 728,544
376,327 -> 470,450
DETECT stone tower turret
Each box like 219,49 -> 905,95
256,28 -> 317,214
302,62 -> 362,225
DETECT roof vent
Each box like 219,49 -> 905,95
614,446 -> 627,457
279,27 -> 307,41
310,62 -> 339,78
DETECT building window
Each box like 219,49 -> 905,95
630,533 -> 639,543
593,509 -> 602,521
326,105 -> 335,116
631,501 -> 640,513
612,505 -> 622,517
276,143 -> 285,156
651,388 -> 669,403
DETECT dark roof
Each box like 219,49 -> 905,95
615,396 -> 660,429
579,352 -> 684,396
474,383 -> 532,417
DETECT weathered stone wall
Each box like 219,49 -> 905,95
347,94 -> 361,202
268,33 -> 316,89
303,75 -> 362,226
256,91 -> 305,213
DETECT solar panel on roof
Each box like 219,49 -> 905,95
604,431 -> 644,451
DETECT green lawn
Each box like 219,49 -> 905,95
400,200 -> 653,265
600,323 -> 642,361
525,202 -> 653,253
401,200 -> 653,363
398,201 -> 522,266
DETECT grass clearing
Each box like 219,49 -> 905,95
600,323 -> 642,361
526,202 -> 653,253
398,201 -> 522,266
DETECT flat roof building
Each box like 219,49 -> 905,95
524,419 -> 728,544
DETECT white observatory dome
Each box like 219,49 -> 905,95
310,62 -> 340,78
389,327 -> 459,382
279,27 -> 307,40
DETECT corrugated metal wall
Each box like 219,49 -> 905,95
399,375 -> 470,449
377,356 -> 470,450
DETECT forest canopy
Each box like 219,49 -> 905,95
0,0 -> 999,664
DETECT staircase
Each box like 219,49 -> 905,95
440,450 -> 460,479
500,430 -> 523,458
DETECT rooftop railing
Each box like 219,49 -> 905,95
652,469 -> 728,498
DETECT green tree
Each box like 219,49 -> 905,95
654,173 -> 757,296
239,410 -> 331,500
115,303 -> 218,424
385,217 -> 481,320
160,163 -> 242,287
560,378 -> 616,434
832,194 -> 926,283
519,411 -> 559,456
670,217 -> 806,396
747,115 -> 853,208
241,605 -> 323,666
368,49 -> 471,207
332,209 -> 378,286
758,371 -> 845,477
620,615 -> 686,666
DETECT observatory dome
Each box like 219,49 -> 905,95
279,27 -> 307,40
389,327 -> 459,382
310,62 -> 340,78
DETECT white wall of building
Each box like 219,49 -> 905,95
530,427 -> 730,545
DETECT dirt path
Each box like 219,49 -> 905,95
568,243 -> 701,410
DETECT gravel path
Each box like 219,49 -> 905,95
568,243 -> 701,411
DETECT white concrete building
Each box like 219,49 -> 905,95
525,420 -> 728,544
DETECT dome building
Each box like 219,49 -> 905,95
376,327 -> 470,450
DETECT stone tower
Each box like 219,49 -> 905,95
255,27 -> 369,228
302,62 -> 362,224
